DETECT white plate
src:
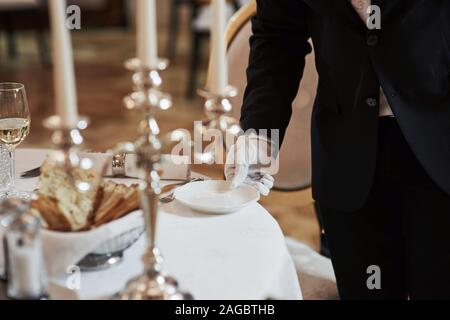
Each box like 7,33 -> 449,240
174,180 -> 260,214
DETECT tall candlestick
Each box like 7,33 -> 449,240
49,0 -> 78,128
209,0 -> 228,95
136,0 -> 158,68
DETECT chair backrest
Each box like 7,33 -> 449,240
225,0 -> 318,190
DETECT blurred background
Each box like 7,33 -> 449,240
0,0 -> 319,249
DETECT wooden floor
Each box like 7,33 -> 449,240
0,28 -> 319,250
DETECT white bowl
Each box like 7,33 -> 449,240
174,180 -> 260,214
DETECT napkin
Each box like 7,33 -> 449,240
79,153 -> 190,180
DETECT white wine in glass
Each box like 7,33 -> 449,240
0,83 -> 31,199
0,118 -> 30,148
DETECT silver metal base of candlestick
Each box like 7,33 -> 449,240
120,248 -> 193,300
120,272 -> 193,300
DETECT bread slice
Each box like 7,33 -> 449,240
30,197 -> 71,232
37,162 -> 100,231
93,183 -> 139,227
110,184 -> 140,221
33,164 -> 140,231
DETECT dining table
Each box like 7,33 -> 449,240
0,148 -> 302,300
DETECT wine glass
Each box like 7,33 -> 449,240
0,83 -> 31,199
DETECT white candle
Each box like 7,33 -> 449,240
49,0 -> 78,128
136,0 -> 158,68
209,0 -> 228,95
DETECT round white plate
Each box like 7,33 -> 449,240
174,180 -> 260,214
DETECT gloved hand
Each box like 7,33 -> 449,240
224,134 -> 276,196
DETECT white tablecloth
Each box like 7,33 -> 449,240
11,149 -> 302,300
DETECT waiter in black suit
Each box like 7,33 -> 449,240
224,0 -> 450,299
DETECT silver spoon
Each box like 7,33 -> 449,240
159,177 -> 204,203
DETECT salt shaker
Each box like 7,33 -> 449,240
0,198 -> 28,281
5,208 -> 47,300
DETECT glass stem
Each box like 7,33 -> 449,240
7,149 -> 15,193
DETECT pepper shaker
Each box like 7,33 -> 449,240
5,208 -> 47,299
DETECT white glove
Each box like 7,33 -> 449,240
225,134 -> 276,196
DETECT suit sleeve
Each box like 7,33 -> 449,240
240,0 -> 311,144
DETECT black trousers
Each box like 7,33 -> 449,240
319,117 -> 450,300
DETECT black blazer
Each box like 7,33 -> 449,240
240,0 -> 450,211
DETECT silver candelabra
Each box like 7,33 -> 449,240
118,58 -> 192,300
